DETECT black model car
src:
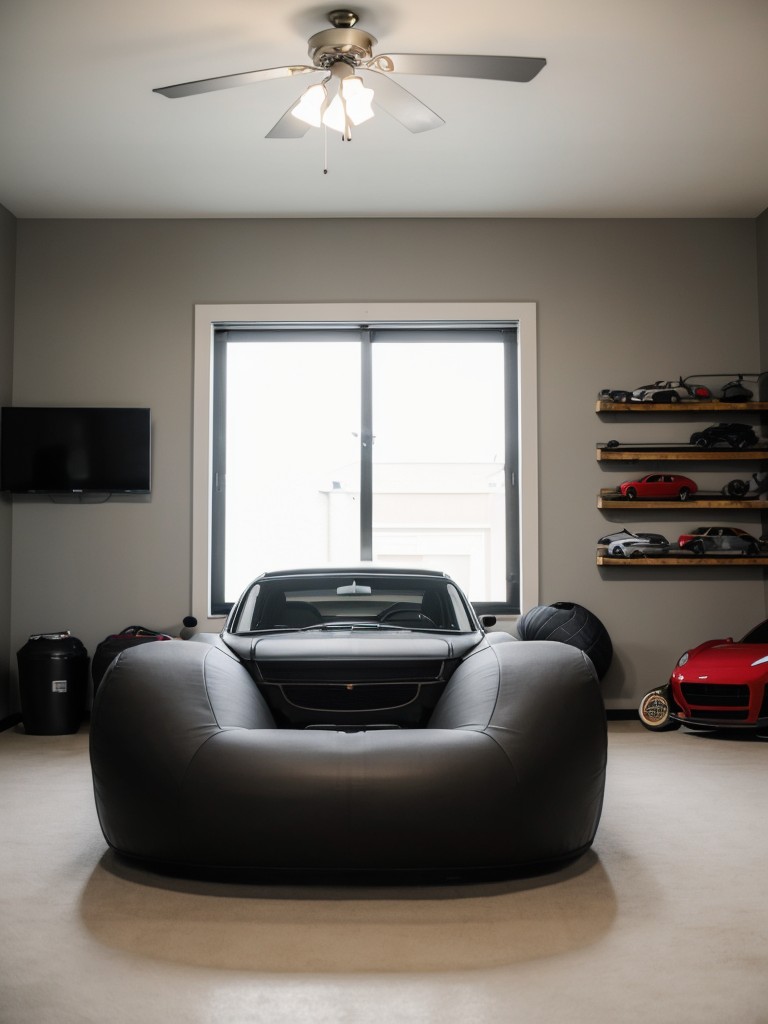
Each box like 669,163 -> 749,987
689,423 -> 758,449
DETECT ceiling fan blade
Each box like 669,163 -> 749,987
265,100 -> 312,139
154,65 -> 318,99
373,53 -> 546,83
363,69 -> 444,133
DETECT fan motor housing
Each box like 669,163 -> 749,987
308,27 -> 376,67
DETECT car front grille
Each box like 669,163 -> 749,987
280,683 -> 421,711
256,659 -> 446,684
680,683 -> 750,709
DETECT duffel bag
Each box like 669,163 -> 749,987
92,625 -> 172,693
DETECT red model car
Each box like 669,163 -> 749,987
619,473 -> 697,501
638,618 -> 768,731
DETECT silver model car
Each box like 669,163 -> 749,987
599,529 -> 670,558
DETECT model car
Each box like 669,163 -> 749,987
598,528 -> 669,546
219,566 -> 508,728
722,471 -> 768,499
681,373 -> 756,402
638,618 -> 768,731
689,422 -> 758,449
598,380 -> 711,404
618,473 -> 697,501
678,526 -> 760,555
599,530 -> 670,558
631,379 -> 711,403
718,378 -> 753,401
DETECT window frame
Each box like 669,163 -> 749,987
192,302 -> 539,630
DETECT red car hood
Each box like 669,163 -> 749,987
674,642 -> 768,683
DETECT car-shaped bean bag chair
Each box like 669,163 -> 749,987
89,568 -> 607,875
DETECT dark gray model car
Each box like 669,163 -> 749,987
678,526 -> 761,556
689,423 -> 758,449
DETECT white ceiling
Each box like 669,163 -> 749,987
2,0 -> 768,219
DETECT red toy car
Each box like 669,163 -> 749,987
619,473 -> 698,501
638,618 -> 768,731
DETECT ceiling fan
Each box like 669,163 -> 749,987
153,9 -> 546,141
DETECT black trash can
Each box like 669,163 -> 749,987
17,632 -> 89,735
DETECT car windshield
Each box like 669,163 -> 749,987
228,573 -> 477,635
741,620 -> 768,644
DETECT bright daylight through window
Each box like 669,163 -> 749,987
209,323 -> 520,615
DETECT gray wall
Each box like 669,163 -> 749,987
0,204 -> 16,721
9,217 -> 765,709
757,206 -> 768,607
758,207 -> 768,377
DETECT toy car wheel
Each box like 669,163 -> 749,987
625,487 -> 637,500
629,549 -> 645,559
678,487 -> 691,501
638,691 -> 681,731
724,479 -> 749,498
692,434 -> 710,449
746,543 -> 759,556
691,541 -> 705,555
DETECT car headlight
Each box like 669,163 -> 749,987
677,652 -> 689,667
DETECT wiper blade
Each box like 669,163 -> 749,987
296,622 -> 403,632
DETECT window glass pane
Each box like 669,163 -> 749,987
370,342 -> 506,602
223,341 -> 360,601
230,573 -> 473,633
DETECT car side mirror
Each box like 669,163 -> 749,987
481,615 -> 497,628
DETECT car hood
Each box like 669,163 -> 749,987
675,643 -> 768,683
221,629 -> 484,664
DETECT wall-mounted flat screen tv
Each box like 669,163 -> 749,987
0,407 -> 151,494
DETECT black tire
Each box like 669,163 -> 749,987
668,393 -> 680,403
724,479 -> 749,498
747,543 -> 759,556
691,541 -> 705,555
692,435 -> 710,449
625,487 -> 637,500
638,691 -> 682,732
679,487 -> 690,501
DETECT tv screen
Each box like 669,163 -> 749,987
0,407 -> 151,494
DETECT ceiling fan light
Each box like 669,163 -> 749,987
292,83 -> 327,127
322,94 -> 347,134
341,75 -> 375,125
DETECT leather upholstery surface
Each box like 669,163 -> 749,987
89,637 -> 607,874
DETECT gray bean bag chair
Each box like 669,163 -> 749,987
89,637 -> 606,874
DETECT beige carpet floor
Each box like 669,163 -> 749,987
0,719 -> 766,1024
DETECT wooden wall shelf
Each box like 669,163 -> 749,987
597,552 -> 768,567
596,445 -> 767,462
596,400 -> 768,413
596,489 -> 768,510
